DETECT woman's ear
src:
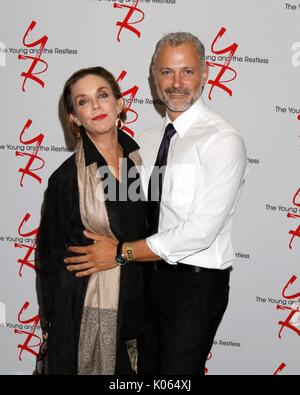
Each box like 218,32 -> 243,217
117,98 -> 124,116
69,113 -> 81,126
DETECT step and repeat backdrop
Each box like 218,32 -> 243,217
0,0 -> 299,375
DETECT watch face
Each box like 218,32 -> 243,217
116,256 -> 127,266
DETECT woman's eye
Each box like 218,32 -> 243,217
98,92 -> 108,99
78,99 -> 87,106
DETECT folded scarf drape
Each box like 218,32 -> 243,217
75,135 -> 143,375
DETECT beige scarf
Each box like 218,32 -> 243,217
75,135 -> 143,375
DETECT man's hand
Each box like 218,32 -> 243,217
64,230 -> 118,277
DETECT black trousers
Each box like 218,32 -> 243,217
115,340 -> 135,375
138,265 -> 230,375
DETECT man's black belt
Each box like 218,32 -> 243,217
153,260 -> 228,273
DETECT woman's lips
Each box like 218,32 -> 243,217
92,114 -> 108,121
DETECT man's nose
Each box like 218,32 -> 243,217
172,72 -> 183,88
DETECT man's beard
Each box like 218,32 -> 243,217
157,86 -> 201,113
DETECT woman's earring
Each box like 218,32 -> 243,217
116,116 -> 124,130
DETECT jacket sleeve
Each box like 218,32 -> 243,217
37,174 -> 73,326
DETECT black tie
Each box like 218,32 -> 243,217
146,123 -> 177,235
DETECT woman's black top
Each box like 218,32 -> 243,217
37,130 -> 147,374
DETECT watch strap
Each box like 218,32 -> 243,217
115,241 -> 128,266
117,240 -> 123,256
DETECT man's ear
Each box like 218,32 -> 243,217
201,62 -> 209,86
69,113 -> 81,126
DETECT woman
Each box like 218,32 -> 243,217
37,66 -> 147,375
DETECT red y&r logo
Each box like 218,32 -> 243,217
277,276 -> 300,339
113,0 -> 145,42
273,362 -> 286,375
205,352 -> 212,374
16,119 -> 45,187
117,70 -> 139,137
14,213 -> 39,277
277,303 -> 300,338
282,275 -> 300,300
18,20 -> 48,92
206,27 -> 238,100
14,301 -> 41,360
287,188 -> 300,250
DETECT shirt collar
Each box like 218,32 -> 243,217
82,129 -> 140,167
164,97 -> 207,137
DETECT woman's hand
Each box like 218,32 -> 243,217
64,230 -> 118,277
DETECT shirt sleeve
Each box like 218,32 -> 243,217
146,132 -> 247,263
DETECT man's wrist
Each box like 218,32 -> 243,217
121,242 -> 136,262
121,239 -> 159,262
124,242 -> 135,262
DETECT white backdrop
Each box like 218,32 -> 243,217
0,0 -> 299,375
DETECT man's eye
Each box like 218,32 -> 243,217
162,70 -> 171,76
184,69 -> 194,75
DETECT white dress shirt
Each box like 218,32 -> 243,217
137,97 -> 247,269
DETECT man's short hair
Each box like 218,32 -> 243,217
152,32 -> 206,71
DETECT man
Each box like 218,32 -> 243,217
65,32 -> 247,374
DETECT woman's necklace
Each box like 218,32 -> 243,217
106,144 -> 123,178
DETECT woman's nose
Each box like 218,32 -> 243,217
92,98 -> 100,110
